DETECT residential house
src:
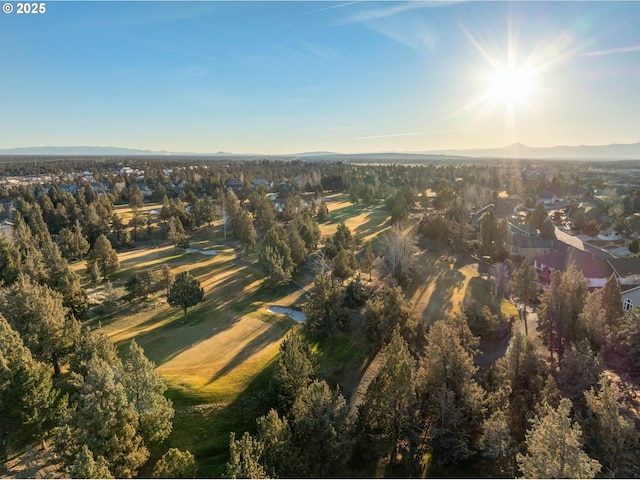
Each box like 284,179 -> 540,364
0,220 -> 14,240
225,179 -> 243,192
471,204 -> 495,228
506,234 -> 555,261
532,241 -> 614,288
620,285 -> 640,312
252,178 -> 271,190
508,217 -> 538,236
607,258 -> 640,287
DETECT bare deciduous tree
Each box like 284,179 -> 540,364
380,223 -> 417,288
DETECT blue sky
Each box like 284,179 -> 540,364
1,1 -> 639,154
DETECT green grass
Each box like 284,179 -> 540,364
86,198 -> 396,478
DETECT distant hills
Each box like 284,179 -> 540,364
424,142 -> 640,160
1,141 -> 640,160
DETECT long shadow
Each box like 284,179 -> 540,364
354,210 -> 390,237
205,319 -> 290,385
154,357 -> 279,478
128,303 -> 246,367
421,268 -> 465,324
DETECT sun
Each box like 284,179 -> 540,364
486,61 -> 536,113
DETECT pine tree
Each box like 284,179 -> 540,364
0,315 -> 65,448
357,328 -> 418,466
517,398 -> 601,478
480,409 -> 515,477
360,242 -> 377,281
86,234 -> 120,282
167,271 -> 204,322
303,274 -> 350,339
152,448 -> 197,478
291,380 -> 351,477
167,216 -> 188,249
511,259 -> 538,336
259,244 -> 292,290
256,409 -> 299,478
272,332 -> 317,413
362,285 -> 421,353
602,274 -> 624,331
0,275 -> 79,375
225,432 -> 269,479
584,373 -> 640,477
56,357 -> 149,478
236,211 -> 257,255
418,319 -> 485,467
160,263 -> 174,296
70,445 -> 114,479
122,339 -> 174,445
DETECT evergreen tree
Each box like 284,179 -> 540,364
0,275 -> 79,375
152,448 -> 197,479
418,319 -> 485,467
616,306 -> 640,369
56,357 -> 149,478
511,259 -> 538,336
0,315 -> 65,448
517,398 -> 602,478
86,234 -> 120,282
70,326 -> 121,379
70,445 -> 114,479
259,228 -> 294,288
480,409 -> 515,477
577,289 -> 606,349
359,242 -> 377,281
538,265 -> 588,360
357,328 -> 418,466
584,373 -> 640,477
290,380 -> 351,477
259,245 -> 292,290
57,220 -> 90,261
528,202 -> 548,230
0,235 -> 21,286
122,339 -> 174,445
362,285 -> 421,353
160,263 -> 174,296
602,273 -> 624,331
272,332 -> 317,413
236,211 -> 257,255
225,432 -> 269,480
167,216 -> 188,249
304,274 -> 350,339
256,409 -> 299,478
540,218 -> 557,239
167,271 -> 204,322
332,248 -> 356,281
124,269 -> 155,301
42,241 -> 88,319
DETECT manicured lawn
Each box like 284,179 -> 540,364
320,193 -> 391,244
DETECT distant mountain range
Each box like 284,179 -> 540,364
424,142 -> 640,160
1,141 -> 640,160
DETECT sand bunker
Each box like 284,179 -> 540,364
185,248 -> 218,256
268,306 -> 307,323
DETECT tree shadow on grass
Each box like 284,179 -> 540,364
421,268 -> 465,325
152,358 -> 279,478
205,318 -> 290,386
354,209 -> 390,238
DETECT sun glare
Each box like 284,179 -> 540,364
486,62 -> 536,112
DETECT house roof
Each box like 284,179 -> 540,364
507,234 -> 554,249
607,258 -> 640,278
533,242 -> 613,279
508,220 -> 538,236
